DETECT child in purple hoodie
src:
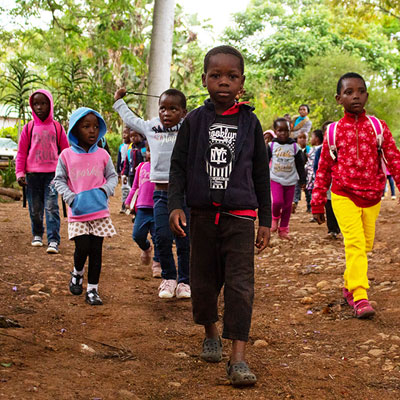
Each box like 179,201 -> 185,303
54,108 -> 118,305
125,146 -> 161,278
15,89 -> 69,254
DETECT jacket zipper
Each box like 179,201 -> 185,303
355,114 -> 359,160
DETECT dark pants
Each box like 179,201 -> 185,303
153,190 -> 190,283
190,210 -> 255,342
73,235 -> 104,285
132,208 -> 159,262
293,182 -> 312,211
26,172 -> 60,243
325,200 -> 340,234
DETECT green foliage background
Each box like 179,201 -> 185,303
0,0 -> 399,153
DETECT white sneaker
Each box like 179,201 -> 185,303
31,236 -> 43,247
176,282 -> 191,299
392,196 -> 396,200
158,279 -> 177,299
46,242 -> 59,254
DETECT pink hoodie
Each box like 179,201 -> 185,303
15,89 -> 69,179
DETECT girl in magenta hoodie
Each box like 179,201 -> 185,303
15,89 -> 69,253
54,107 -> 118,305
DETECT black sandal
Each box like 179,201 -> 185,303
226,361 -> 257,387
200,337 -> 223,363
69,272 -> 83,295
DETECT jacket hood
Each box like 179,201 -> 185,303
29,89 -> 54,124
68,107 -> 107,152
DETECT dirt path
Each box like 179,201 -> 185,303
1,187 -> 400,399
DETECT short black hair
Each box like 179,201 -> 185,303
299,104 -> 310,113
321,120 -> 334,133
159,88 -> 187,109
273,117 -> 290,130
312,129 -> 324,144
337,72 -> 367,95
204,45 -> 244,74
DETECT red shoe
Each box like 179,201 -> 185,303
278,226 -> 291,240
271,218 -> 279,233
354,299 -> 375,319
342,287 -> 354,307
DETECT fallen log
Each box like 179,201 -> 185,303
0,187 -> 22,200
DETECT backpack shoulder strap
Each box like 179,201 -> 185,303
366,115 -> 384,150
293,142 -> 297,153
53,121 -> 61,154
327,122 -> 338,160
26,120 -> 34,156
270,142 -> 274,153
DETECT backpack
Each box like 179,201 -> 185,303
26,120 -> 63,156
326,116 -> 387,170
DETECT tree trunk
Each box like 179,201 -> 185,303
0,187 -> 22,200
146,0 -> 175,119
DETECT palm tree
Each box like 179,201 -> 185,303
0,60 -> 42,136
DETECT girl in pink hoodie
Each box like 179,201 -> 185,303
15,89 -> 69,253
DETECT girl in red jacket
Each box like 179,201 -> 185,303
312,72 -> 400,319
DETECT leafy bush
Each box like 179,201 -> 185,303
0,125 -> 18,142
0,160 -> 16,188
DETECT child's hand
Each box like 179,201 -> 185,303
122,176 -> 128,185
114,88 -> 127,101
301,183 -> 306,189
255,226 -> 270,253
17,176 -> 26,186
314,213 -> 325,224
169,209 -> 187,237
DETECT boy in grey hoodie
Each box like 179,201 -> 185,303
113,88 -> 190,299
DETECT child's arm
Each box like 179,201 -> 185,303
113,89 -> 150,137
253,120 -> 271,252
125,163 -> 141,207
313,147 -> 322,175
54,155 -> 76,205
381,121 -> 400,191
294,149 -> 306,186
15,124 -> 29,185
168,119 -> 190,237
59,125 -> 69,152
101,158 -> 118,197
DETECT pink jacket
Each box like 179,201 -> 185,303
125,162 -> 155,209
15,89 -> 69,179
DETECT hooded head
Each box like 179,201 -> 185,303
29,89 -> 54,124
67,107 -> 107,153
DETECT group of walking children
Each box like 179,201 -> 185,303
15,45 -> 400,389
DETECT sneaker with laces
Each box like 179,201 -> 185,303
392,195 -> 396,200
47,242 -> 59,254
354,299 -> 375,319
69,272 -> 83,295
158,279 -> 177,299
31,236 -> 43,247
85,289 -> 103,305
176,282 -> 191,299
141,245 -> 152,265
152,261 -> 162,278
342,287 -> 354,308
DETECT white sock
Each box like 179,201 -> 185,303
72,268 -> 84,285
87,283 -> 98,293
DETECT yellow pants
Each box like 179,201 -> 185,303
331,193 -> 381,302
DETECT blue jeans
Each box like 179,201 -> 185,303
132,208 -> 159,262
153,190 -> 190,283
26,172 -> 60,244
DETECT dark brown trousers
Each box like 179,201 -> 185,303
190,209 -> 255,342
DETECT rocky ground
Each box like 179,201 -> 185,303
1,187 -> 400,399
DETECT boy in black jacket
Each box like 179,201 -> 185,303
168,45 -> 271,387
